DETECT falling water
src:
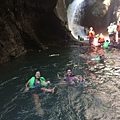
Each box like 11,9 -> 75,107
67,0 -> 87,40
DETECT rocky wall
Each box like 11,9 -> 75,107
0,0 -> 66,63
0,0 -> 120,63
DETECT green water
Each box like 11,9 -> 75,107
0,46 -> 120,120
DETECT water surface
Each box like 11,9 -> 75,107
0,45 -> 120,120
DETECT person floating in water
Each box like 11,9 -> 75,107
87,54 -> 105,66
64,68 -> 85,85
25,71 -> 58,116
90,54 -> 105,63
25,71 -> 58,94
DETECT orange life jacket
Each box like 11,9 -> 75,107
117,25 -> 120,31
98,34 -> 105,43
88,31 -> 95,38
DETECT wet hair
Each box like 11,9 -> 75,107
35,71 -> 40,79
99,55 -> 105,63
65,68 -> 74,77
66,68 -> 72,72
100,54 -> 104,58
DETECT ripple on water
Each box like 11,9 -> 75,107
1,47 -> 120,119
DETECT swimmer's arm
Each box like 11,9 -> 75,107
88,57 -> 96,61
90,58 -> 96,60
75,76 -> 85,82
25,80 -> 30,91
42,81 -> 50,85
74,76 -> 81,82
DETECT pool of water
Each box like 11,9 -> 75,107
0,45 -> 120,120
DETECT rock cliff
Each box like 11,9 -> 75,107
0,0 -> 66,63
0,0 -> 120,63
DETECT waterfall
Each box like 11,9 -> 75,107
67,0 -> 87,40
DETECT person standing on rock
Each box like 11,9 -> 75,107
88,27 -> 95,46
98,33 -> 105,45
107,23 -> 116,44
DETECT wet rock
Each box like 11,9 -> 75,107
0,0 -> 66,64
10,50 -> 16,58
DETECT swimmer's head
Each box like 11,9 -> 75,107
66,68 -> 72,76
35,71 -> 41,79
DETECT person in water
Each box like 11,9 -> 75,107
25,71 -> 58,94
103,40 -> 110,49
87,54 -> 105,66
90,54 -> 105,63
64,68 -> 85,85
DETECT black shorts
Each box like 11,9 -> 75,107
109,34 -> 114,37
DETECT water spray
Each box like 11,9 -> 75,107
67,0 -> 87,40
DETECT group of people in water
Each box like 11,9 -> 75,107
25,20 -> 120,92
24,21 -> 120,115
25,69 -> 85,94
25,69 -> 85,115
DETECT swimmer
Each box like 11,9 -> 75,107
25,71 -> 58,94
64,68 -> 85,85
